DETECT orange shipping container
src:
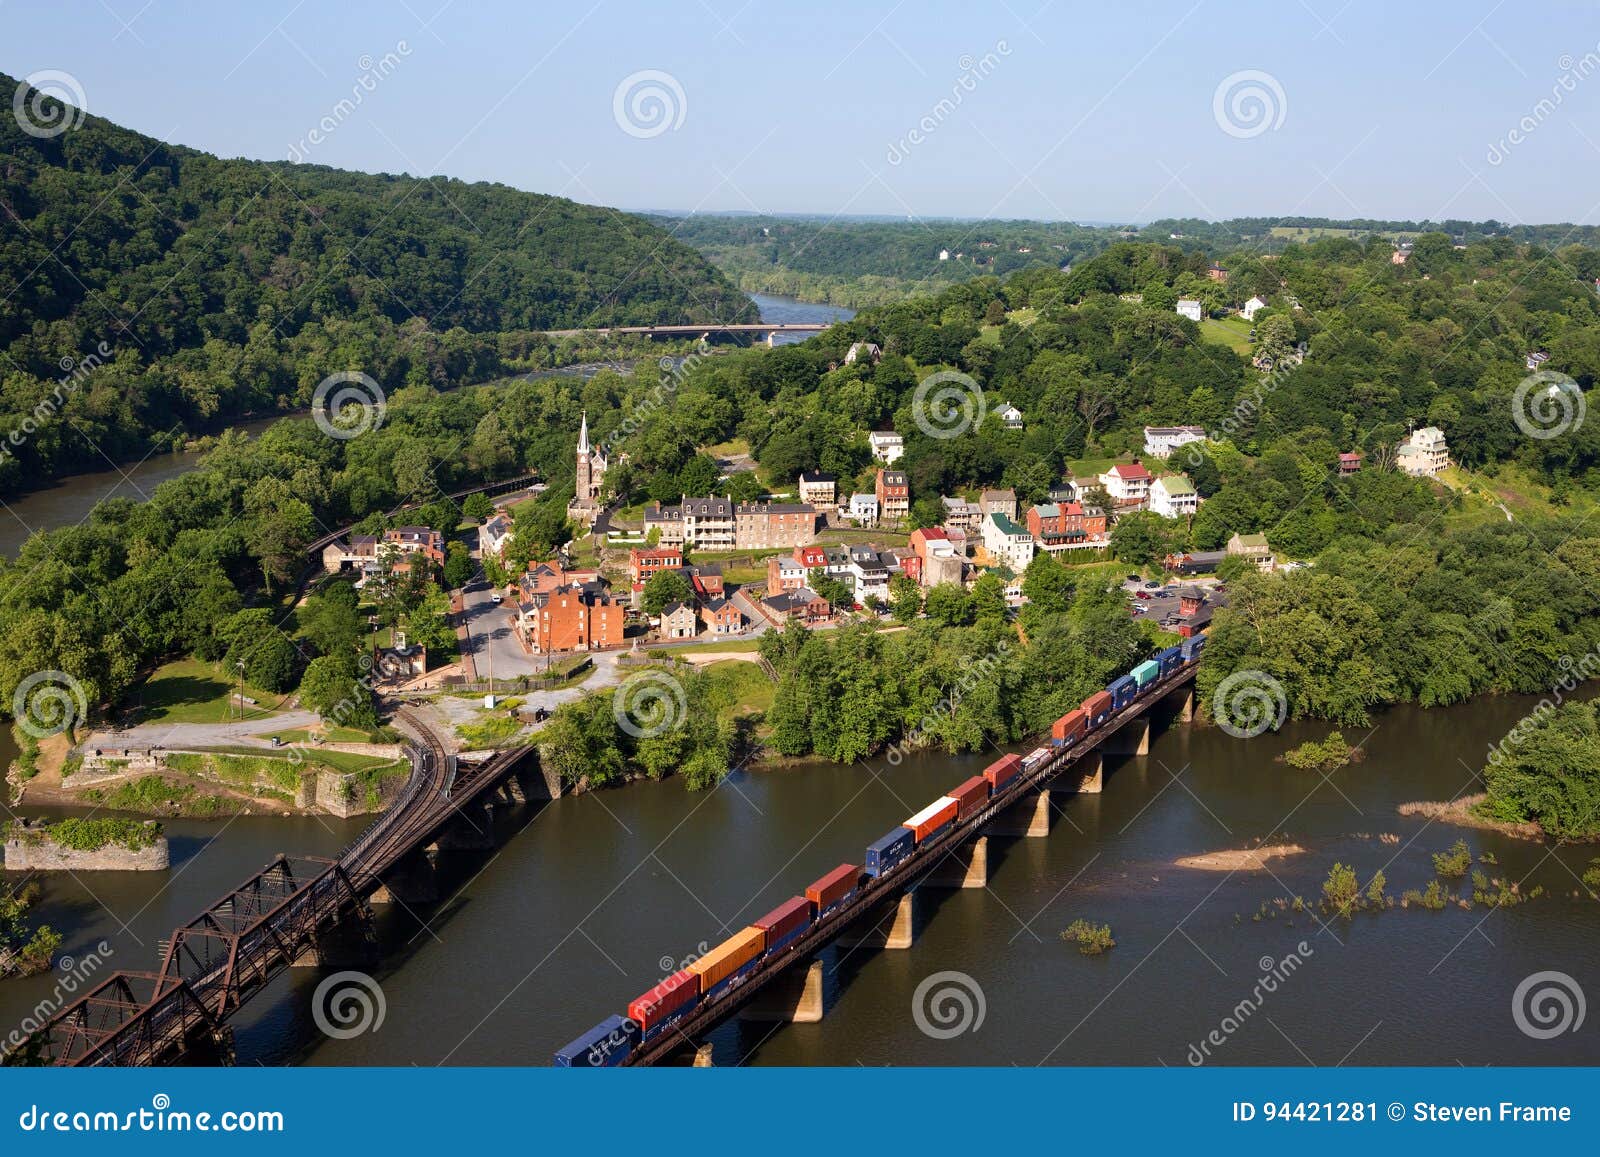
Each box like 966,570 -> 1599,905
948,776 -> 990,819
904,797 -> 959,842
687,926 -> 766,994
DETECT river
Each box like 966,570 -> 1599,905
5,693 -> 1597,1067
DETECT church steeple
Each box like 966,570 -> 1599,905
577,409 -> 590,455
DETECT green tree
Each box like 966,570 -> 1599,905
642,569 -> 693,616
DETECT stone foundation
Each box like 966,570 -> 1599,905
4,822 -> 168,871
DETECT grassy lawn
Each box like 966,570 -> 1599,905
1438,463 -> 1588,528
1064,456 -> 1116,478
122,659 -> 292,726
704,437 -> 751,458
260,725 -> 375,745
1199,316 -> 1254,356
704,659 -> 776,720
655,638 -> 764,656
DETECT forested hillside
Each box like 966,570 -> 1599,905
0,73 -> 751,493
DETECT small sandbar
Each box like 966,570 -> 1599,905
1398,793 -> 1543,840
1174,844 -> 1306,871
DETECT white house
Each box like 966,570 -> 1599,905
848,492 -> 880,525
844,342 -> 881,365
1148,474 -> 1199,519
1241,296 -> 1268,321
868,430 -> 904,465
982,512 -> 1036,572
1097,462 -> 1153,505
995,402 -> 1023,430
478,512 -> 513,561
1176,299 -> 1203,322
938,249 -> 950,261
1142,425 -> 1207,459
1396,426 -> 1450,477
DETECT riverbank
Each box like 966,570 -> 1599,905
1398,793 -> 1546,840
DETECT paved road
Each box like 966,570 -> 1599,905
459,579 -> 541,679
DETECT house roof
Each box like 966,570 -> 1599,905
988,512 -> 1029,536
1155,475 -> 1196,496
1232,533 -> 1270,549
1338,452 -> 1363,463
798,470 -> 836,483
1106,462 -> 1152,481
980,487 -> 1015,502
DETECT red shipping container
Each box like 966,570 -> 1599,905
627,968 -> 697,1032
984,753 -> 1023,790
1081,690 -> 1113,720
754,895 -> 813,946
948,775 -> 990,819
806,863 -> 861,909
904,797 -> 959,842
1053,708 -> 1088,744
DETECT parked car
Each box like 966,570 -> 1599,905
1125,573 -> 1142,583
1134,590 -> 1152,600
491,593 -> 503,604
1143,580 -> 1161,589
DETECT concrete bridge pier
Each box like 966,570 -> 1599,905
923,837 -> 988,888
838,892 -> 915,949
1106,716 -> 1151,756
1070,752 -> 1104,794
1168,686 -> 1195,722
985,790 -> 1053,837
371,850 -> 439,905
738,959 -> 824,1023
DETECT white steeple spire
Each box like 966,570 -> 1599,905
577,409 -> 590,455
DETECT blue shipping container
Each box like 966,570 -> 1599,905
554,1014 -> 638,1067
864,826 -> 917,878
1157,645 -> 1184,676
1181,635 -> 1206,662
1108,675 -> 1138,711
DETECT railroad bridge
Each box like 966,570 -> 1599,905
37,709 -> 549,1067
621,668 -> 1200,1067
37,666 -> 1196,1067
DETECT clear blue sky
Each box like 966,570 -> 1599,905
7,0 -> 1600,224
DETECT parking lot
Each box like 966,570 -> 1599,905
1118,573 -> 1222,629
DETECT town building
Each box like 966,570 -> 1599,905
1176,299 -> 1203,322
687,563 -> 724,601
566,410 -> 609,527
700,597 -> 744,635
1164,549 -> 1227,576
1143,425 -> 1208,459
761,588 -> 831,625
1241,296 -> 1267,321
628,547 -> 683,585
940,494 -> 983,533
979,487 -> 1017,521
1226,532 -> 1276,572
797,471 -> 837,507
735,501 -> 821,550
848,492 -> 879,525
844,342 -> 881,365
909,527 -> 964,588
478,511 -> 513,562
1207,262 -> 1229,282
1338,451 -> 1363,476
868,430 -> 905,465
519,583 -> 625,654
995,402 -> 1023,430
876,469 -> 910,524
1148,474 -> 1199,519
766,554 -> 807,597
659,601 -> 698,640
1098,462 -> 1152,506
983,512 -> 1036,572
1396,426 -> 1450,477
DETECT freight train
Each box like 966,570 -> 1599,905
553,633 -> 1205,1066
